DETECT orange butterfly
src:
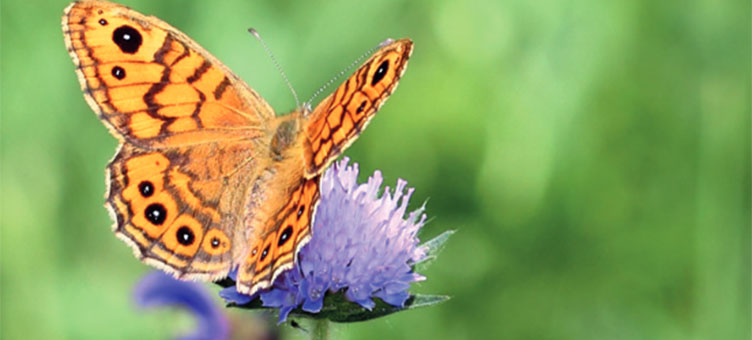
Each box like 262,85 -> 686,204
62,0 -> 412,295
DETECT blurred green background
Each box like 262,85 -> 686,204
1,0 -> 749,339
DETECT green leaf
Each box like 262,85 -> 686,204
226,291 -> 450,323
415,229 -> 455,270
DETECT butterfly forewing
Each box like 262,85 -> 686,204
63,0 -> 274,149
304,39 -> 413,177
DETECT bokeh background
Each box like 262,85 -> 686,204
1,0 -> 749,339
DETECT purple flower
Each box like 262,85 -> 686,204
135,271 -> 229,340
220,158 -> 428,323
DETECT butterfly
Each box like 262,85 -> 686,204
62,0 -> 412,295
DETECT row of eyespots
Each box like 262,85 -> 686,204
264,179 -> 317,261
137,180 -> 227,253
248,203 -> 305,265
242,178 -> 319,279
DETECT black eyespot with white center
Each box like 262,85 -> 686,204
210,237 -> 220,248
260,245 -> 270,261
371,60 -> 389,86
111,66 -> 125,80
138,181 -> 153,197
144,203 -> 166,225
112,25 -> 142,54
176,226 -> 194,246
98,18 -> 108,26
356,100 -> 367,113
297,205 -> 305,218
278,226 -> 294,246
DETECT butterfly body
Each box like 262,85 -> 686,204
63,0 -> 412,295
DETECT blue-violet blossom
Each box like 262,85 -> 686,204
135,271 -> 230,340
220,158 -> 428,322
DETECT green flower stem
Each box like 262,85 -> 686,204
312,318 -> 330,340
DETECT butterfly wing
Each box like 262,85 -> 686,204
235,39 -> 414,295
304,39 -> 413,177
63,1 -> 271,280
63,0 -> 274,149
235,175 -> 321,295
107,142 -> 260,280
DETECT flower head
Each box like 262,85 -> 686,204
221,158 -> 429,322
135,271 -> 229,340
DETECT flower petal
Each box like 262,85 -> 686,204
135,271 -> 229,340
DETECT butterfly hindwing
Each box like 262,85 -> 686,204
107,138 -> 266,280
236,177 -> 320,295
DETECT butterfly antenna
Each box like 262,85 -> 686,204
248,28 -> 300,109
304,38 -> 394,112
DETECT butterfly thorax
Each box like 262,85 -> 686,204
270,113 -> 303,161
